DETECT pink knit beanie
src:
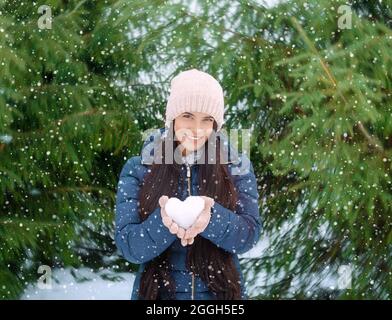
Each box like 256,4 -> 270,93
165,68 -> 225,131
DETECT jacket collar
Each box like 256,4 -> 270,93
140,127 -> 241,166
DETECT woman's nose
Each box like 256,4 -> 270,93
191,128 -> 205,137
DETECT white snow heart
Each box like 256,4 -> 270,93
164,196 -> 205,229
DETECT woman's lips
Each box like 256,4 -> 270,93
184,133 -> 204,141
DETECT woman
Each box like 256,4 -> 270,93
115,68 -> 261,300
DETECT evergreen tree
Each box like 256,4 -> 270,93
0,0 -> 155,298
1,0 -> 391,299
108,0 -> 392,299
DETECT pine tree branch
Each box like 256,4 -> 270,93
10,108 -> 122,138
3,0 -> 88,32
290,17 -> 385,155
65,0 -> 87,17
49,185 -> 115,198
182,10 -> 272,48
0,217 -> 63,228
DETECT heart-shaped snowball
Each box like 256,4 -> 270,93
164,196 -> 205,229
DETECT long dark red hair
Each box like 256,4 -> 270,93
137,120 -> 242,299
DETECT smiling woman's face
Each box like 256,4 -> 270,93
174,111 -> 215,155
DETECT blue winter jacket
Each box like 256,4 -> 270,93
115,128 -> 262,300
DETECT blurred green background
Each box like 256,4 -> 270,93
0,0 -> 391,299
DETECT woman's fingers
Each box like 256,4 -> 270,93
180,237 -> 194,246
161,207 -> 170,219
162,215 -> 173,228
201,196 -> 214,210
184,227 -> 197,240
158,195 -> 169,207
160,206 -> 173,228
177,227 -> 185,238
169,222 -> 179,234
181,238 -> 188,247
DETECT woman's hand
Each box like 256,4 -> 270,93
183,196 -> 214,243
159,195 -> 188,244
159,195 -> 214,246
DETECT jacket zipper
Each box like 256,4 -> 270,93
185,163 -> 195,301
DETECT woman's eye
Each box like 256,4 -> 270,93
183,114 -> 192,118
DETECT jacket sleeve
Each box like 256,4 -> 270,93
114,156 -> 177,264
200,155 -> 262,254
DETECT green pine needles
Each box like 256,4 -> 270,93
0,0 -> 391,299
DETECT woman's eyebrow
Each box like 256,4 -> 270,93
182,112 -> 212,120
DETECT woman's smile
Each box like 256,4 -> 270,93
184,133 -> 204,141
